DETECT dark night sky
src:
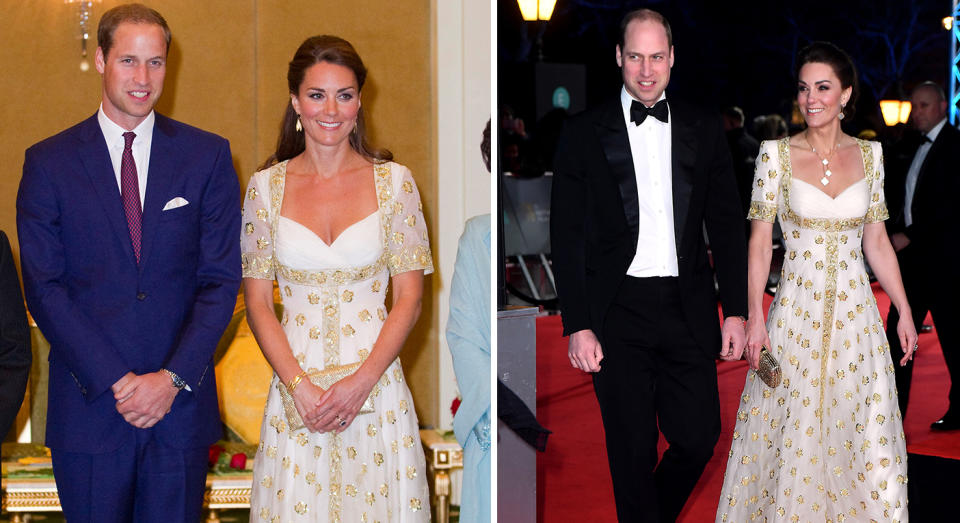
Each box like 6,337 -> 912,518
499,0 -> 952,136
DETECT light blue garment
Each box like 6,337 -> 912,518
446,215 -> 491,523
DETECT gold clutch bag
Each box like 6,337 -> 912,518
277,362 -> 376,431
757,347 -> 782,388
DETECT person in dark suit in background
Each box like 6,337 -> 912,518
16,4 -> 240,521
550,8 -> 748,522
723,106 -> 760,235
0,230 -> 30,440
884,81 -> 960,429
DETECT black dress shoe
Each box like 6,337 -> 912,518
930,414 -> 960,431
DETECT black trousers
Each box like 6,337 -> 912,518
594,276 -> 720,523
887,245 -> 960,419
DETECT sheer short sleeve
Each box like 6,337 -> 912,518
240,171 -> 275,279
747,139 -> 782,223
384,164 -> 434,277
865,141 -> 890,223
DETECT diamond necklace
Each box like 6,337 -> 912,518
806,133 -> 840,186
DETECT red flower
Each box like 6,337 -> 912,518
451,396 -> 462,417
208,444 -> 224,467
229,453 -> 247,470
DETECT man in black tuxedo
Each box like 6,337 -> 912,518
550,9 -> 747,522
885,81 -> 960,429
0,230 -> 30,439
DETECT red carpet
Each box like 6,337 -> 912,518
536,284 -> 957,522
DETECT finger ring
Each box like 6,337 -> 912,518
335,415 -> 346,427
914,344 -> 919,350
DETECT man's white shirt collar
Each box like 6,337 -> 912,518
97,105 -> 155,147
925,117 -> 947,143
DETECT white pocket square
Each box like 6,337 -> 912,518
162,197 -> 190,211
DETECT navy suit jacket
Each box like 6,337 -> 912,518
17,113 -> 241,452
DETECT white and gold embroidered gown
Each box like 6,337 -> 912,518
241,160 -> 433,522
716,138 -> 908,522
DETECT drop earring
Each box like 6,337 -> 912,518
296,115 -> 303,132
838,102 -> 846,120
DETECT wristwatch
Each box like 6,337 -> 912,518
161,368 -> 187,390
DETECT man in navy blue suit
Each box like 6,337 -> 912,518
16,4 -> 240,521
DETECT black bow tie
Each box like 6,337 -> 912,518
921,135 -> 933,144
630,99 -> 669,125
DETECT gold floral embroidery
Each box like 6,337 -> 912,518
359,309 -> 372,322
244,222 -> 254,235
748,201 -> 776,223
308,292 -> 320,304
241,253 -> 273,279
330,433 -> 343,523
342,290 -> 354,302
276,257 -> 386,288
256,208 -> 268,221
247,187 -> 258,200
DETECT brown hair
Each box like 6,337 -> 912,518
619,8 -> 672,49
97,3 -> 171,58
263,35 -> 392,168
796,41 -> 859,119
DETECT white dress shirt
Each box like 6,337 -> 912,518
620,87 -> 679,277
98,106 -> 154,206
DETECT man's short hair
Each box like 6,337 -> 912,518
98,3 -> 171,58
912,81 -> 946,102
723,106 -> 745,126
619,8 -> 672,49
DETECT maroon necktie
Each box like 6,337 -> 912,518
120,131 -> 142,263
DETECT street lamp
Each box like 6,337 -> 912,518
517,0 -> 557,21
879,100 -> 911,126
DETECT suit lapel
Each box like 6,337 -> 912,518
594,99 -> 639,243
138,115 -> 177,269
670,101 -> 697,249
77,115 -> 138,265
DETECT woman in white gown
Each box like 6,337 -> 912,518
242,35 -> 432,522
716,42 -> 918,522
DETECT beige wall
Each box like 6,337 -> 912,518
0,0 -> 439,426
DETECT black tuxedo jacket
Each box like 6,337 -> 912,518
550,96 -> 747,354
885,122 -> 960,271
0,230 -> 30,438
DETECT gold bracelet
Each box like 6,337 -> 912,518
287,371 -> 308,394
